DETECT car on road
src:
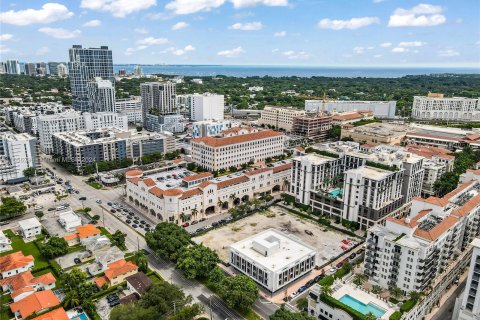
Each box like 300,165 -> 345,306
191,220 -> 198,225
34,205 -> 43,210
48,207 -> 56,211
74,258 -> 81,264
96,200 -> 102,204
297,286 -> 307,293
182,222 -> 189,227
199,218 -> 207,222
314,274 -> 324,282
212,222 -> 219,227
79,197 -> 87,201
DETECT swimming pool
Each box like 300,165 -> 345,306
339,294 -> 386,317
328,189 -> 342,198
70,313 -> 89,320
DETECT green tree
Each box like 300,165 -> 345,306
176,244 -> 220,279
23,167 -> 37,178
111,230 -> 126,249
390,287 -> 403,300
296,297 -> 308,311
219,274 -> 259,312
132,250 -> 148,273
270,306 -> 315,320
206,266 -> 226,291
353,273 -> 366,287
145,222 -> 191,261
364,313 -> 377,320
321,284 -> 333,296
408,291 -> 422,302
34,211 -> 44,219
327,125 -> 341,139
372,285 -> 382,294
0,197 -> 27,220
40,236 -> 69,258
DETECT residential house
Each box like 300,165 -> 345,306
0,252 -> 34,279
95,259 -> 138,288
63,224 -> 101,246
31,308 -> 69,320
57,211 -> 82,231
87,245 -> 124,276
18,218 -> 42,239
10,290 -> 60,319
0,230 -> 12,252
0,271 -> 56,302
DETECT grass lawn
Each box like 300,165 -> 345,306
241,309 -> 262,320
89,181 -> 103,189
2,230 -> 49,271
98,227 -> 111,237
147,272 -> 163,284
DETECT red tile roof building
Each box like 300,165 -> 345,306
0,252 -> 34,279
10,290 -> 60,319
0,271 -> 56,302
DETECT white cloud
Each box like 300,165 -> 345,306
230,0 -> 288,8
388,3 -> 446,27
318,17 -> 379,30
134,28 -> 148,34
36,46 -> 50,55
379,42 -> 392,47
38,27 -> 81,39
373,0 -> 384,3
217,46 -> 245,58
80,0 -> 156,18
282,50 -> 311,59
353,46 -> 365,54
438,49 -> 460,57
170,44 -> 196,55
398,41 -> 425,47
373,54 -> 382,58
166,0 -> 225,15
272,48 -> 279,53
172,21 -> 189,30
0,3 -> 73,26
230,21 -> 263,31
392,47 -> 408,53
274,31 -> 287,37
367,46 -> 374,50
0,34 -> 13,41
0,45 -> 11,54
137,37 -> 169,45
83,19 -> 102,27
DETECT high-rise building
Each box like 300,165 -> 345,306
140,82 -> 177,119
259,106 -> 306,132
24,63 -> 37,76
48,62 -> 60,75
68,45 -> 114,112
133,65 -> 142,77
56,63 -> 68,77
5,60 -> 20,75
0,62 -> 6,74
453,238 -> 480,320
189,93 -> 224,121
87,77 -> 115,113
0,133 -> 39,183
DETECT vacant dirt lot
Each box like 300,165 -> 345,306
194,206 -> 354,264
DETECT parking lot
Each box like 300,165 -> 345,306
193,205 -> 354,264
41,208 -> 89,237
103,201 -> 155,235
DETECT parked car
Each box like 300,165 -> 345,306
182,222 -> 190,228
107,202 -> 112,206
306,279 -> 315,287
132,224 -> 138,228
336,262 -> 344,269
199,218 -> 207,222
48,207 -> 56,211
304,230 -> 313,236
74,258 -> 81,264
212,222 -> 219,227
79,196 -> 87,201
314,274 -> 324,282
326,267 -> 337,275
126,220 -> 131,224
96,200 -> 102,204
297,286 -> 307,293
349,253 -> 357,259
34,205 -> 43,210
110,209 -> 116,213
191,220 -> 198,225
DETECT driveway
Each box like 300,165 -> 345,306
55,250 -> 91,270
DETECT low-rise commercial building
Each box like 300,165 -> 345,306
406,124 -> 480,151
341,122 -> 410,145
331,110 -> 374,126
305,100 -> 396,118
259,106 -> 305,132
58,211 -> 82,231
412,93 -> 480,122
229,229 -> 316,292
191,128 -> 285,171
126,160 -> 291,224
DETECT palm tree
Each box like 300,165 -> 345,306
191,208 -> 198,218
229,194 -> 236,202
390,287 -> 403,300
372,285 -> 382,294
64,292 -> 81,307
364,312 -> 377,320
353,273 -> 366,287
179,212 -> 186,222
321,284 -> 333,296
343,262 -> 353,273
217,199 -> 224,209
408,290 -> 422,302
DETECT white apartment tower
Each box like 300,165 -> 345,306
57,63 -> 68,77
87,77 -> 116,113
5,60 -> 20,75
412,93 -> 480,122
141,82 -> 177,119
453,238 -> 480,320
189,93 -> 224,121
0,133 -> 38,182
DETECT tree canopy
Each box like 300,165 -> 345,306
176,244 -> 219,279
145,222 -> 191,261
40,236 -> 68,258
219,274 -> 259,312
270,307 -> 316,320
0,197 -> 27,220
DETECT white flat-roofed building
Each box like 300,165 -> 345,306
229,229 -> 316,292
192,120 -> 234,138
115,97 -> 142,123
58,211 -> 82,231
191,128 -> 285,171
188,93 -> 224,121
0,133 -> 39,183
0,230 -> 12,253
305,100 -> 396,118
453,238 -> 480,320
18,217 -> 42,239
412,93 -> 480,122
258,106 -> 305,132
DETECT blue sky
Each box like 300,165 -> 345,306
0,0 -> 479,67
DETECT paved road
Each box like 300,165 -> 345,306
431,281 -> 466,320
39,160 -> 244,320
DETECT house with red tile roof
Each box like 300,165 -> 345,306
10,290 -> 60,319
0,252 -> 34,279
0,271 -> 56,302
63,224 -> 101,246
31,307 -> 69,320
95,259 -> 138,288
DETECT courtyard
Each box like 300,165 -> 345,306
193,205 -> 353,264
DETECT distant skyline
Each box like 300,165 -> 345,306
0,0 -> 479,68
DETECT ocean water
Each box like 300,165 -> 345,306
113,64 -> 480,78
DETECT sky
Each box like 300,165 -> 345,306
0,0 -> 479,67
